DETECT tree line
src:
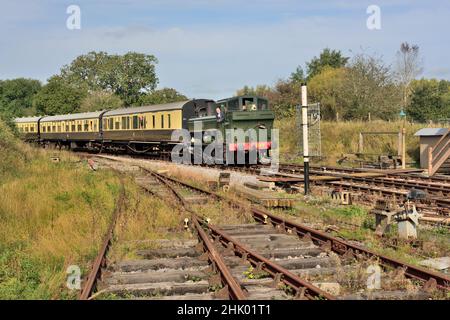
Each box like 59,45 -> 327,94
0,51 -> 187,122
238,45 -> 450,122
1,45 -> 449,125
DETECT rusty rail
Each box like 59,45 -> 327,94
148,171 -> 247,300
206,223 -> 335,300
150,170 -> 450,292
79,176 -> 125,300
148,170 -> 333,300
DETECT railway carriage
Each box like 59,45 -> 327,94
38,111 -> 104,149
14,96 -> 275,164
15,116 -> 41,141
100,99 -> 214,154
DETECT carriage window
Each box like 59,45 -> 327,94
25,126 -> 29,132
84,121 -> 89,131
66,125 -> 69,132
139,116 -> 145,129
42,126 -> 46,133
168,114 -> 171,128
121,117 -> 127,129
77,123 -> 82,131
115,119 -> 120,130
161,115 -> 164,129
152,115 -> 155,128
108,118 -> 114,130
52,126 -> 56,132
58,126 -> 61,132
48,126 -> 51,132
30,126 -> 34,132
132,116 -> 138,129
94,122 -> 97,131
72,124 -> 76,131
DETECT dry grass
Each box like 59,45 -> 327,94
0,124 -> 121,299
276,118 -> 439,166
109,178 -> 190,262
150,165 -> 253,225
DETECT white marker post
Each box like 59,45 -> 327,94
301,84 -> 310,194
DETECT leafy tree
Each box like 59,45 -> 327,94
290,66 -> 306,83
0,78 -> 41,117
343,52 -> 401,120
268,80 -> 302,118
137,88 -> 187,106
60,51 -> 159,106
79,91 -> 123,112
407,79 -> 450,122
33,76 -> 87,115
235,85 -> 272,97
306,48 -> 349,80
60,51 -> 109,91
308,67 -> 347,120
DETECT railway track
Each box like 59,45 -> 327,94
223,163 -> 449,217
74,150 -> 450,217
85,155 -> 450,300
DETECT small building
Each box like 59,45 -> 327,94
414,128 -> 449,169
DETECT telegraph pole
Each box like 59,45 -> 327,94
301,84 -> 310,195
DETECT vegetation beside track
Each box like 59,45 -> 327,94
107,179 -> 189,262
0,120 -> 122,299
276,118 -> 439,166
275,196 -> 449,267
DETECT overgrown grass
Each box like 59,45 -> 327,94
109,179 -> 189,262
0,120 -> 121,299
276,118 -> 439,166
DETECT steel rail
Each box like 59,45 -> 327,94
147,170 -> 247,300
91,156 -> 450,291
79,176 -> 125,300
206,223 -> 336,300
149,170 -> 450,291
147,170 -> 334,300
250,207 -> 450,291
279,165 -> 450,194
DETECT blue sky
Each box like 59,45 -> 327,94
1,0 -> 449,99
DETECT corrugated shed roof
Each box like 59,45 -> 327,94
414,128 -> 449,136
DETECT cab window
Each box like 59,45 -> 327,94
258,98 -> 268,110
228,99 -> 239,111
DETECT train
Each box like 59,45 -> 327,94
14,95 -> 275,164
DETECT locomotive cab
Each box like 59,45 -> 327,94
216,95 -> 275,163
